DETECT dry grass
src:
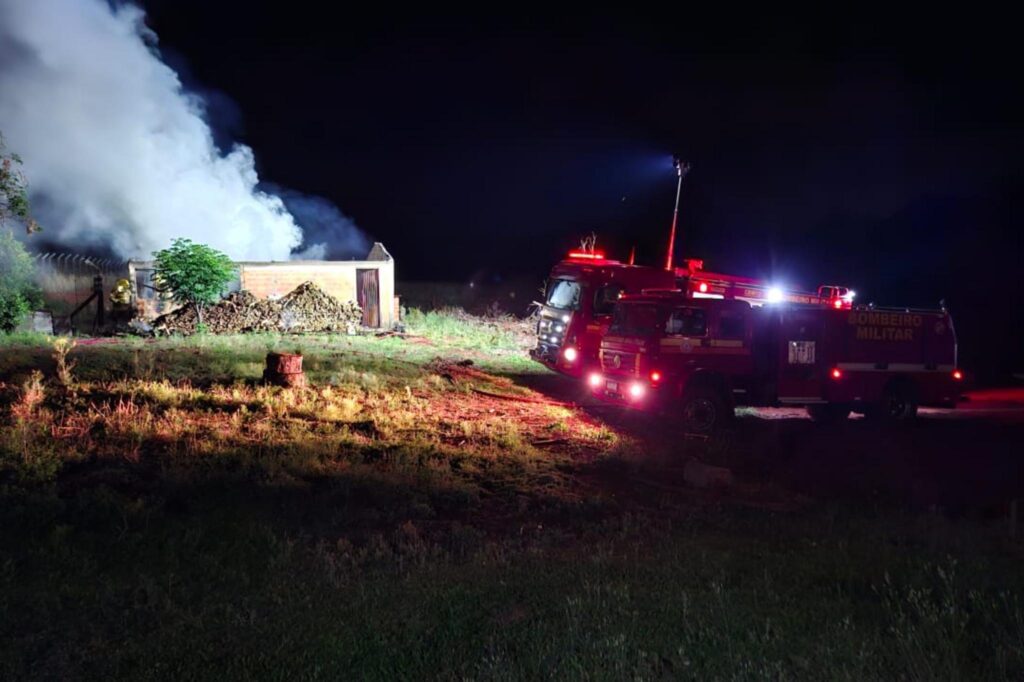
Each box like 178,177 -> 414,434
0,348 -> 628,524
1,317 -> 1022,679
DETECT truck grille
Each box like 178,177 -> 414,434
600,349 -> 639,376
536,312 -> 569,347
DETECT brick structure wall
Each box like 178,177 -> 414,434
128,242 -> 396,328
240,264 -> 357,303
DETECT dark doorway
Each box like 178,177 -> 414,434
357,269 -> 380,327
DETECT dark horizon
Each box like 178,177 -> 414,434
139,5 -> 1022,377
6,3 -> 1020,377
141,5 -> 1021,289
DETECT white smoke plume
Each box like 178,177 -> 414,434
262,184 -> 370,260
0,0 -> 362,261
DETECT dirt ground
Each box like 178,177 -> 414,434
519,372 -> 1024,520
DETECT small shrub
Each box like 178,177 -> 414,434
52,337 -> 77,389
12,370 -> 45,419
0,229 -> 41,332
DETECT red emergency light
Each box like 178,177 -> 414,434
831,368 -> 843,380
697,282 -> 709,293
952,370 -> 963,381
650,370 -> 662,383
567,250 -> 606,260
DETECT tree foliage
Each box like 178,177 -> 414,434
0,132 -> 41,332
0,229 -> 41,332
0,133 -> 40,233
152,239 -> 236,327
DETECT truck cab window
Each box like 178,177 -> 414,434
718,312 -> 745,340
610,303 -> 660,336
666,307 -> 707,336
593,284 -> 624,316
545,279 -> 582,310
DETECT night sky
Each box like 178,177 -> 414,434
144,5 -> 1022,376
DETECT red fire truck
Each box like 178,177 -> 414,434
588,292 -> 962,431
531,249 -> 856,377
530,250 -> 676,377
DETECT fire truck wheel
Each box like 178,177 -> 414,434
681,387 -> 728,434
806,403 -> 851,423
872,381 -> 919,422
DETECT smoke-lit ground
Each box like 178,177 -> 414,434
0,318 -> 1022,678
0,0 -> 367,260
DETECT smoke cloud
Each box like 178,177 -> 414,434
261,184 -> 370,261
0,0 -> 365,261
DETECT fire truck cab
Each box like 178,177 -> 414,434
589,294 -> 758,431
589,293 -> 963,432
530,251 -> 676,376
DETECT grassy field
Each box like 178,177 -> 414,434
1,312 -> 1022,680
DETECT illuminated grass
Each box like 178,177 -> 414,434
0,319 -> 1022,679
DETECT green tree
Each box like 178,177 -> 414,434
0,229 -> 41,332
0,133 -> 40,332
1,133 -> 40,234
152,238 -> 236,329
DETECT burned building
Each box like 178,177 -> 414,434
35,243 -> 397,331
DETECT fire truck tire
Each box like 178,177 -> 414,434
806,403 -> 851,423
680,387 -> 729,434
871,381 -> 919,422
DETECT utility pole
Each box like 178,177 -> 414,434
665,157 -> 691,271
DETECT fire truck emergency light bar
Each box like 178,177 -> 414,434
566,250 -> 607,260
687,276 -> 855,309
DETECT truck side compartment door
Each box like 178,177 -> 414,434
776,310 -> 825,404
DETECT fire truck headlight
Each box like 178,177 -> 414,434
563,347 -> 578,362
766,287 -> 784,304
554,324 -> 564,332
588,372 -> 602,388
629,382 -> 645,399
561,314 -> 571,323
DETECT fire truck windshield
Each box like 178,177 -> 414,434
545,279 -> 582,310
610,303 -> 660,337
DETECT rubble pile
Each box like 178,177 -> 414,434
277,282 -> 362,333
151,282 -> 362,335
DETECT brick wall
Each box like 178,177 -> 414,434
240,265 -> 357,302
128,251 -> 396,329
